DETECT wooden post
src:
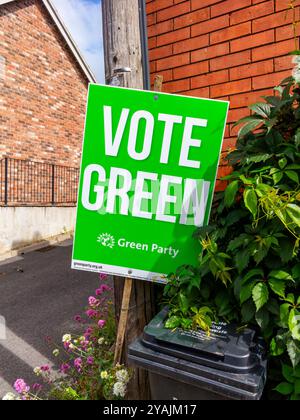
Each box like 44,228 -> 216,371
113,278 -> 133,366
102,0 -> 156,400
102,0 -> 144,88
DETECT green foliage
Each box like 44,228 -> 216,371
274,364 -> 300,400
164,76 -> 300,399
163,265 -> 216,333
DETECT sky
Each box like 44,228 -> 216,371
52,0 -> 104,82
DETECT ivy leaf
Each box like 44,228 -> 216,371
287,339 -> 300,368
286,294 -> 295,305
225,209 -> 248,227
194,225 -> 215,240
282,364 -> 295,383
238,119 -> 263,139
253,245 -> 270,265
295,130 -> 300,148
289,309 -> 300,341
224,180 -> 239,208
179,292 -> 190,315
285,170 -> 299,184
241,300 -> 256,323
235,249 -> 251,274
233,116 -> 261,127
268,278 -> 286,298
269,271 -> 293,281
249,102 -> 271,118
246,153 -> 272,164
294,365 -> 300,379
274,382 -> 294,396
292,263 -> 300,280
262,95 -> 281,107
252,282 -> 269,312
240,282 -> 256,304
278,158 -> 288,170
241,268 -> 264,285
180,318 -> 193,330
270,337 -> 285,357
266,298 -> 280,316
270,169 -> 284,184
244,188 -> 258,219
286,204 -> 300,227
295,380 -> 300,395
255,307 -> 270,330
227,233 -> 251,252
278,238 -> 295,263
165,316 -> 181,329
279,303 -> 291,328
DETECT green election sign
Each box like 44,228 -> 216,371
72,85 -> 229,283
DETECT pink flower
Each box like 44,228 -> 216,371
98,319 -> 106,329
99,273 -> 108,281
87,356 -> 94,365
96,284 -> 111,296
33,383 -> 42,392
74,358 -> 82,372
60,363 -> 71,374
64,341 -> 70,350
88,296 -> 100,307
14,379 -> 30,394
74,315 -> 82,323
86,309 -> 98,319
40,365 -> 50,372
81,340 -> 89,349
84,327 -> 93,338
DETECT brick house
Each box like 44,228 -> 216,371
0,0 -> 96,256
146,0 -> 299,189
0,0 -> 96,167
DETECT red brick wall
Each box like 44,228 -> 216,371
0,0 -> 89,167
146,0 -> 299,189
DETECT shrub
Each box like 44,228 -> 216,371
164,73 -> 300,399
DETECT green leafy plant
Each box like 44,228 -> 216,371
163,265 -> 216,333
163,73 -> 300,399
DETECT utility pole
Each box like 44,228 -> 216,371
102,0 -> 155,400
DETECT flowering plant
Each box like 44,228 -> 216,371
3,275 -> 131,401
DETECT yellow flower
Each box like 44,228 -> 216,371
62,334 -> 71,343
101,371 -> 108,379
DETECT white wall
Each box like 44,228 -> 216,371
0,207 -> 76,256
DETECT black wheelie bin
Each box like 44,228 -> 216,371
128,308 -> 267,400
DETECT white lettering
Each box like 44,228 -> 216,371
128,110 -> 154,160
132,171 -> 158,220
81,164 -> 105,211
158,113 -> 183,164
156,175 -> 182,224
103,106 -> 130,156
106,167 -> 132,215
180,179 -> 210,227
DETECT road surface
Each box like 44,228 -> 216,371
0,240 -> 102,398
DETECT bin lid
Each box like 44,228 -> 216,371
142,308 -> 265,373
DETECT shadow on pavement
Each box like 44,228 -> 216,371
0,240 -> 109,397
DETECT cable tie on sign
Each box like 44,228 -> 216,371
120,300 -> 152,312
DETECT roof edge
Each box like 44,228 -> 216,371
0,0 -> 98,83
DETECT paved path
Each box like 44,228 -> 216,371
0,240 -> 101,398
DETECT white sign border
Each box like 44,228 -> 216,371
71,84 -> 230,283
72,259 -> 167,283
